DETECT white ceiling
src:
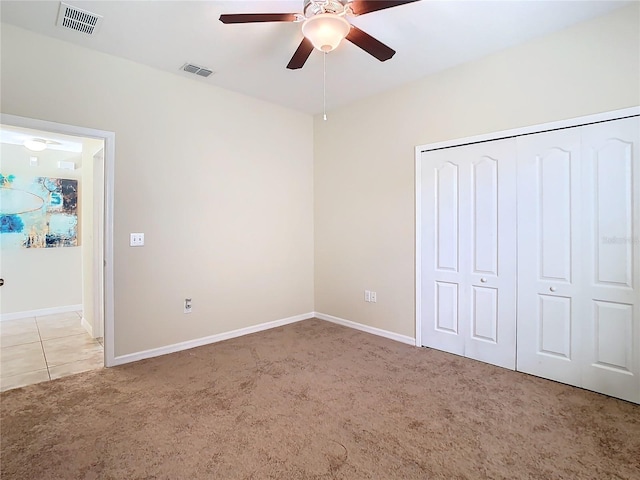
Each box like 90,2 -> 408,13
0,0 -> 630,115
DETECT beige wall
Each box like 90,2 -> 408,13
314,4 -> 640,338
1,24 -> 314,356
0,143 -> 83,314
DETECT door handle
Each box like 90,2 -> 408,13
0,278 -> 4,287
549,286 -> 556,292
480,278 -> 487,283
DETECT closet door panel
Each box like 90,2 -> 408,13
538,150 -> 573,282
472,157 -> 498,275
421,151 -> 468,356
591,134 -> 634,289
436,162 -> 460,273
471,286 -> 498,342
435,281 -> 459,335
465,140 -> 517,369
592,300 -> 633,371
538,294 -> 572,359
516,129 -> 583,385
581,117 -> 639,403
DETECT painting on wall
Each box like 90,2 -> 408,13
0,173 -> 79,248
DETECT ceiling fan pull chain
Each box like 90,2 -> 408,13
323,51 -> 327,121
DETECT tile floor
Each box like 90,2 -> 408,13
0,311 -> 103,392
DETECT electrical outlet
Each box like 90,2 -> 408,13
370,291 -> 377,303
130,233 -> 144,247
184,298 -> 192,314
364,290 -> 371,302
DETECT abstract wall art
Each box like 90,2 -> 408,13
0,173 -> 79,248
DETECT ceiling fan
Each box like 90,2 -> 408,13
219,0 -> 420,70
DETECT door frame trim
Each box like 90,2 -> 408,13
1,113 -> 116,367
415,106 -> 640,347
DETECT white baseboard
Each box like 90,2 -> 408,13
314,312 -> 416,346
112,312 -> 314,366
81,316 -> 93,337
0,304 -> 83,322
111,311 -> 415,368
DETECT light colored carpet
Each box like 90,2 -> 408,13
1,318 -> 639,479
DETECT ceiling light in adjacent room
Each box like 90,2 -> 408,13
302,13 -> 350,52
24,139 -> 47,152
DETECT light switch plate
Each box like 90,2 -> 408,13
130,233 -> 144,246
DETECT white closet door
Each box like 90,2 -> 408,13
580,117 -> 640,403
421,139 -> 517,369
517,117 -> 639,403
517,129 -> 583,385
421,147 -> 466,356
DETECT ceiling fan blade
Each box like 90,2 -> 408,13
219,13 -> 297,24
346,26 -> 395,62
349,0 -> 420,16
287,37 -> 314,70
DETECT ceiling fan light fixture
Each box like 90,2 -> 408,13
24,139 -> 47,152
302,13 -> 350,52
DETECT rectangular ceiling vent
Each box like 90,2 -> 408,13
56,2 -> 103,35
181,63 -> 214,78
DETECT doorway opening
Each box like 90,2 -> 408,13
0,114 -> 115,391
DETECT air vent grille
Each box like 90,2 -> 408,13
56,2 -> 103,35
181,63 -> 214,78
